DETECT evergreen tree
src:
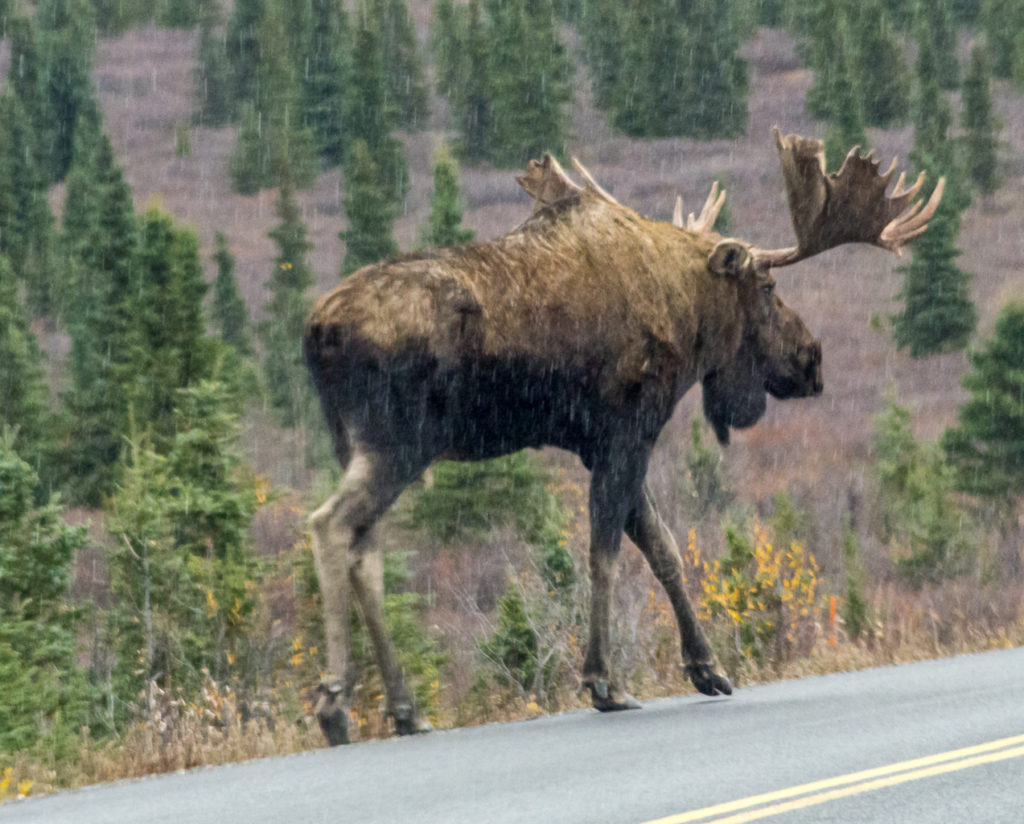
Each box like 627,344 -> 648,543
194,1 -> 234,126
486,0 -> 571,166
297,0 -> 351,166
942,302 -> 1024,505
63,129 -> 142,504
341,140 -> 398,276
919,0 -> 960,90
891,202 -> 976,356
0,90 -> 58,318
211,231 -> 251,356
430,0 -> 467,99
684,0 -> 749,138
872,396 -> 973,584
260,172 -> 315,427
961,43 -> 999,195
7,16 -> 50,177
818,15 -> 868,171
224,0 -> 265,107
131,208 -> 217,442
422,145 -> 475,249
228,1 -> 317,192
848,0 -> 910,127
580,0 -> 624,112
35,0 -> 99,183
106,382 -> 263,715
454,0 -> 492,162
373,0 -> 429,131
0,430 -> 91,754
806,0 -> 855,122
345,10 -> 410,204
981,0 -> 1024,78
0,257 -> 52,488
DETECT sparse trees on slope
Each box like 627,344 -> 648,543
373,0 -> 429,131
296,0 -> 351,166
194,1 -> 234,126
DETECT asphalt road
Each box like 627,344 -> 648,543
4,647 -> 1024,824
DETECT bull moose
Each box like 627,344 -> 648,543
303,130 -> 943,745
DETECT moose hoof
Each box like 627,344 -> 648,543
392,704 -> 433,737
315,681 -> 350,746
685,663 -> 733,697
584,679 -> 642,712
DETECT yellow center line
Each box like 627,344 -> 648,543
641,734 -> 1024,824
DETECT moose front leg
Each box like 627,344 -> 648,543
581,460 -> 642,712
624,484 -> 732,696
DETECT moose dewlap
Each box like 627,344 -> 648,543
303,129 -> 943,745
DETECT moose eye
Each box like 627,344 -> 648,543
761,282 -> 775,296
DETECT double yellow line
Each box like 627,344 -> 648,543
641,733 -> 1024,824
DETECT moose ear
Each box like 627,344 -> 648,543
708,239 -> 752,279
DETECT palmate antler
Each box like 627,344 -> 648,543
753,128 -> 945,267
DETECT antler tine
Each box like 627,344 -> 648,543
672,195 -> 684,229
571,157 -> 619,205
752,128 -> 944,268
516,153 -> 582,211
880,177 -> 945,254
686,181 -> 725,235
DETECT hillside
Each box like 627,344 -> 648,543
84,21 -> 1023,568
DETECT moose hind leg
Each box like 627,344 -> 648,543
624,484 -> 732,697
308,449 -> 423,744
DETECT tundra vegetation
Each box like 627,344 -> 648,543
1,0 -> 1024,797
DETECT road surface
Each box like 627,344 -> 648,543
3,647 -> 1023,823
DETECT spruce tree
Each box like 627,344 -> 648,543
919,0 -> 960,90
297,0 -> 351,166
430,0 -> 467,99
806,0 -> 854,122
225,0 -> 265,107
373,0 -> 429,131
849,0 -> 910,127
63,129 -> 142,504
228,1 -> 317,192
684,0 -> 748,138
613,0 -> 689,137
580,0 -> 625,112
0,257 -> 52,488
486,0 -> 571,166
345,11 -> 410,204
942,302 -> 1024,505
35,0 -> 99,183
0,90 -> 58,318
981,0 -> 1024,78
422,145 -> 475,249
260,172 -> 315,427
961,43 -> 999,195
822,29 -> 868,173
194,1 -> 234,126
0,430 -> 91,753
341,140 -> 398,277
211,231 -> 252,356
454,0 -> 492,162
132,208 -> 217,442
890,204 -> 976,356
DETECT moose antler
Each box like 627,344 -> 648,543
516,153 -> 581,209
753,128 -> 944,268
517,154 -> 619,211
673,181 -> 727,236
